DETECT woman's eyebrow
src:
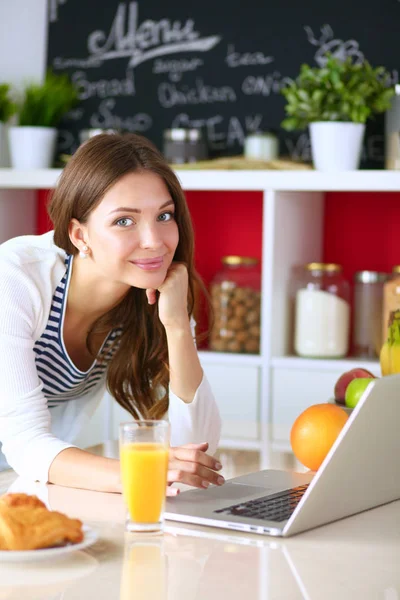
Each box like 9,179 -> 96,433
108,200 -> 174,215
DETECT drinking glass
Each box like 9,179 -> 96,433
119,420 -> 170,533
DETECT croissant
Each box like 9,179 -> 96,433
0,493 -> 47,510
0,494 -> 84,551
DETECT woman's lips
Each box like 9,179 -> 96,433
130,257 -> 164,271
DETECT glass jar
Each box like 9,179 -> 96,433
244,131 -> 279,161
186,128 -> 208,163
210,256 -> 261,354
294,263 -> 351,358
353,271 -> 388,358
382,265 -> 400,342
163,128 -> 187,164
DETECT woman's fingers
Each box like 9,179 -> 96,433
146,288 -> 157,305
166,442 -> 224,491
168,463 -> 225,489
169,444 -> 222,473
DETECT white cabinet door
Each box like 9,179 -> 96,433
202,363 -> 260,440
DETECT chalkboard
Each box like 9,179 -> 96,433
47,0 -> 399,168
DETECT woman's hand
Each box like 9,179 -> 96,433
146,262 -> 189,330
166,442 -> 225,497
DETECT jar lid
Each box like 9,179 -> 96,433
354,271 -> 388,283
392,265 -> 400,273
246,131 -> 277,139
305,262 -> 342,272
222,256 -> 259,266
164,128 -> 187,141
187,128 -> 203,141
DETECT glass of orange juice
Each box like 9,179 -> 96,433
119,420 -> 170,533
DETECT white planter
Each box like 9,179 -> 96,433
309,122 -> 365,171
8,126 -> 57,169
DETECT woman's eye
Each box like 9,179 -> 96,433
115,217 -> 134,227
158,212 -> 175,222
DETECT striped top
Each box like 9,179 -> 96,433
33,255 -> 121,408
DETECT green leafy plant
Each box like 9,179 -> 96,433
18,70 -> 78,127
0,84 -> 16,123
281,55 -> 395,131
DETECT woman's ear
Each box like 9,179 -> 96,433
68,218 -> 89,253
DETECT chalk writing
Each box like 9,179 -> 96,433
58,129 -> 76,154
305,24 -> 364,66
54,56 -> 103,69
171,113 -> 264,150
304,25 -> 398,90
152,57 -> 204,82
49,0 -> 67,23
90,98 -> 152,132
87,2 -> 221,69
71,70 -> 135,100
158,79 -> 237,108
284,133 -> 312,162
226,45 -> 274,68
242,72 -> 293,96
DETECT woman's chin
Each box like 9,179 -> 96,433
127,271 -> 167,290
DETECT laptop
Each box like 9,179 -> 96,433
165,373 -> 400,537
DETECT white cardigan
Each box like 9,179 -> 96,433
0,231 -> 221,482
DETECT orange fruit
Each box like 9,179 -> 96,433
290,404 -> 349,471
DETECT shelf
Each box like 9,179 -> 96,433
1,168 -> 400,191
271,356 -> 380,372
177,170 -> 400,191
198,350 -> 263,366
0,169 -> 63,189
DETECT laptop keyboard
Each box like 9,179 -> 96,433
214,483 -> 310,523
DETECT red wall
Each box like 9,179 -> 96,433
37,188 -> 400,345
39,188 -> 400,279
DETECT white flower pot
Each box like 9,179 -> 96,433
8,126 -> 57,169
309,122 -> 365,171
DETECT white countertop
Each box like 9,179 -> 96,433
0,443 -> 399,600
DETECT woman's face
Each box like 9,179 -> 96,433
82,171 -> 179,290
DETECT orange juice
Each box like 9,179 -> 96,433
120,442 -> 169,523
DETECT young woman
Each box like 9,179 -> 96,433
0,133 -> 222,495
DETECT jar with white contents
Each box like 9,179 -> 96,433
294,263 -> 351,358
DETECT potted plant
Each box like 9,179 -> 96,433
9,70 -> 78,169
281,55 -> 395,171
0,84 -> 16,167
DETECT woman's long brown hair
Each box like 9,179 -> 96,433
48,133 -> 204,420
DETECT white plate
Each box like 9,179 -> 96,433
0,525 -> 98,562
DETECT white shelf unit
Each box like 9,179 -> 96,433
0,169 -> 397,461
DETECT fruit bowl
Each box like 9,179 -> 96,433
328,398 -> 353,416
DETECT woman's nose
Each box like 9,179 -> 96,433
138,223 -> 163,249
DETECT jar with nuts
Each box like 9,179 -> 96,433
210,256 -> 261,354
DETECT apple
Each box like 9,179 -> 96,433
345,378 -> 375,409
334,368 -> 376,405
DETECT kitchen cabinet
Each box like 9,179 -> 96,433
1,168 -> 398,463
